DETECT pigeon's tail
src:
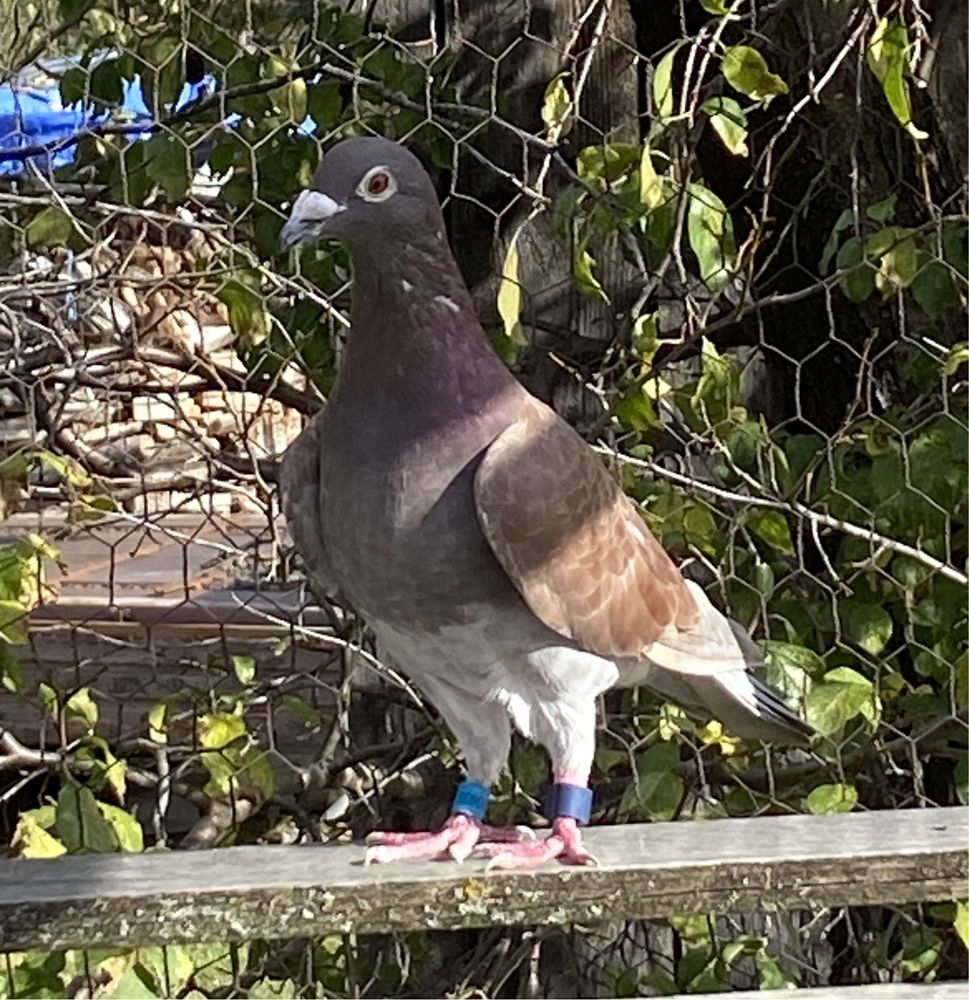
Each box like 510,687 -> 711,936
643,583 -> 816,747
701,662 -> 816,747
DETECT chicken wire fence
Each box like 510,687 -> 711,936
0,0 -> 966,996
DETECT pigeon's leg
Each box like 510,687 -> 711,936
483,696 -> 597,869
366,690 -> 528,863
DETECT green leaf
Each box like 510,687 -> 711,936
698,0 -> 730,14
143,133 -> 190,203
25,206 -> 73,249
0,645 -> 24,692
866,194 -> 897,222
747,509 -> 794,555
98,803 -> 144,852
912,259 -> 958,317
620,742 -> 684,821
836,236 -> 875,302
631,312 -> 659,363
806,667 -> 879,736
901,928 -> 942,974
541,73 -> 573,138
574,247 -> 609,301
687,183 -> 737,290
614,387 -> 658,432
510,744 -> 548,796
820,208 -> 854,275
653,45 -> 681,120
806,782 -> 858,814
701,96 -> 749,157
217,275 -> 269,345
497,234 -> 525,344
869,227 -> 919,296
306,83 -> 342,130
722,45 -> 789,102
65,686 -> 98,731
60,65 -> 87,106
90,58 -> 123,106
106,962 -> 162,999
840,601 -> 893,656
55,782 -> 118,853
954,757 -> 968,805
232,654 -> 256,685
867,18 -> 927,140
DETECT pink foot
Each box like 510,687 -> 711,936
479,817 -> 597,870
364,813 -> 534,864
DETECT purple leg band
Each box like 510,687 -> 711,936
544,783 -> 593,825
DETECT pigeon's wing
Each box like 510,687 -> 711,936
280,411 -> 338,598
474,398 -> 814,745
475,399 -> 747,674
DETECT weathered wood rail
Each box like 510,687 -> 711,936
1,807 -> 965,954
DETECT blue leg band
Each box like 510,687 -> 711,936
451,780 -> 490,821
544,783 -> 593,825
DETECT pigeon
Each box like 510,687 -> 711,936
278,136 -> 814,868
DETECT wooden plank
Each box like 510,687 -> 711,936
0,807 -> 964,953
667,984 -> 967,1000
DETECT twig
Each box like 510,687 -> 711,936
600,446 -> 969,587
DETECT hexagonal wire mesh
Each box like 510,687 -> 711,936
0,0 -> 966,996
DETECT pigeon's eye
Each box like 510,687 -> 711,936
358,166 -> 397,202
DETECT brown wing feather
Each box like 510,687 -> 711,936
474,398 -> 699,660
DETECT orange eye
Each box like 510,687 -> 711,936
367,171 -> 390,196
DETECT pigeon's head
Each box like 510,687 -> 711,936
279,136 -> 443,253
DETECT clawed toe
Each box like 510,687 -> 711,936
480,817 -> 596,870
362,814 -> 538,865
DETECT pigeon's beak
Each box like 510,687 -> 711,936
279,189 -> 346,251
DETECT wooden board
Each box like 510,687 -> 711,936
0,807 -> 965,953
667,984 -> 967,999
0,513 -> 343,770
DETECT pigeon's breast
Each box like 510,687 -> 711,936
319,414 -> 520,632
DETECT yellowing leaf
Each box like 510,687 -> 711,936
954,901 -> 969,949
806,782 -> 858,814
541,73 -> 573,139
867,18 -> 927,140
148,700 -> 170,743
639,144 -> 665,209
573,247 -> 609,301
12,811 -> 67,858
98,803 -> 144,852
497,234 -> 525,344
687,183 -> 737,290
701,96 -> 749,156
65,687 -> 98,731
653,46 -> 680,120
698,719 -> 742,756
722,45 -> 789,103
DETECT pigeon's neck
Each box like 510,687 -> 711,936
336,238 -> 519,426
